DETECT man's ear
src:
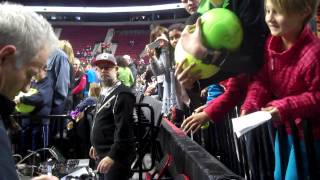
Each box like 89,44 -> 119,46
0,45 -> 16,64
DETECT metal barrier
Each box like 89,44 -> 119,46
186,107 -> 319,180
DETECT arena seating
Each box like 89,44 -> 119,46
58,25 -> 108,52
113,33 -> 149,59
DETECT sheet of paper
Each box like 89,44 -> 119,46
232,111 -> 272,138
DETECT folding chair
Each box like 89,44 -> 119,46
131,93 -> 163,180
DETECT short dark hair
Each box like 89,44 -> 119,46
168,23 -> 185,32
115,56 -> 127,67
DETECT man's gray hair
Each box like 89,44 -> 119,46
0,2 -> 58,68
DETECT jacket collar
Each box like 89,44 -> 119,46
267,25 -> 312,60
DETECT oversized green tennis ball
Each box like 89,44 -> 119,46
15,88 -> 38,113
174,8 -> 242,79
175,40 -> 219,79
201,8 -> 243,51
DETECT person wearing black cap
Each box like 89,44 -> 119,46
89,53 -> 136,180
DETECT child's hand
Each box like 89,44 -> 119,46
261,106 -> 280,121
181,111 -> 210,134
240,110 -> 246,116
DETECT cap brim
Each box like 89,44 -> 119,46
92,60 -> 116,66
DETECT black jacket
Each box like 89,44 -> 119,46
0,94 -> 19,180
90,84 -> 135,166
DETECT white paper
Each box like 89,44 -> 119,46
232,111 -> 272,138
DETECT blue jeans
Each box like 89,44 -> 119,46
20,119 -> 49,153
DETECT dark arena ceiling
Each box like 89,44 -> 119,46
9,0 -> 181,6
8,0 -> 188,24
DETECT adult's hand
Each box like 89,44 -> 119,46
175,59 -> 201,89
181,18 -> 207,59
181,111 -> 210,134
97,156 -> 114,174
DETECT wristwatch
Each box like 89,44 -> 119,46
202,48 -> 228,67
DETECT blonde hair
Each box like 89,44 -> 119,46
266,0 -> 319,22
88,83 -> 101,98
59,40 -> 75,64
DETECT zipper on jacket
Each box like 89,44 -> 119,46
271,57 -> 274,70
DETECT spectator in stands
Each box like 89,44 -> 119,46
89,53 -> 135,180
241,0 -> 320,179
145,26 -> 170,108
181,0 -> 200,15
116,56 -> 134,88
123,54 -> 138,85
69,82 -> 101,123
47,48 -> 70,139
59,40 -> 75,112
72,58 -> 87,107
84,63 -> 98,97
146,26 -> 168,101
49,45 -> 71,115
0,2 -> 58,180
168,23 -> 185,48
15,65 -> 53,154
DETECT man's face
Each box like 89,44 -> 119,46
0,46 -> 49,99
96,63 -> 118,87
181,0 -> 199,14
169,29 -> 182,48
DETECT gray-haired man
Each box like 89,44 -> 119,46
0,2 -> 58,180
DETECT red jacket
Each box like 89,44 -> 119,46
204,74 -> 248,123
72,74 -> 87,95
241,26 -> 320,139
